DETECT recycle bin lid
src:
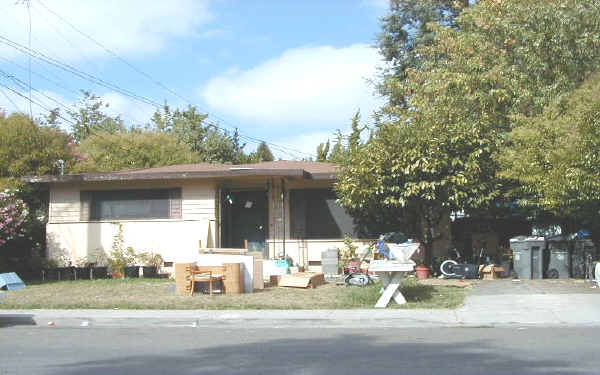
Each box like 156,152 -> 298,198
0,272 -> 26,291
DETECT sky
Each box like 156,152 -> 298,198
0,0 -> 389,159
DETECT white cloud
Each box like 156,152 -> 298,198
200,44 -> 384,133
0,0 -> 212,61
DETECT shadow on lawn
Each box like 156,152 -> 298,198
44,333 -> 580,375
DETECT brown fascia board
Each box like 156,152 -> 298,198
22,168 -> 314,184
307,172 -> 338,180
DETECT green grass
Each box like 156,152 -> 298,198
0,278 -> 467,310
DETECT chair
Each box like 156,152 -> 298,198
186,264 -> 224,296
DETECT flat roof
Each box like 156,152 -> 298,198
24,160 -> 339,184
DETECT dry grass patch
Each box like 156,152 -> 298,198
1,278 -> 466,310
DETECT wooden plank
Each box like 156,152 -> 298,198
253,259 -> 264,290
278,272 -> 325,289
199,248 -> 248,255
375,282 -> 401,308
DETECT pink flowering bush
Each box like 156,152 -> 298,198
0,189 -> 28,247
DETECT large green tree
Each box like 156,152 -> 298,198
500,72 -> 600,243
336,0 -> 600,263
377,0 -> 472,107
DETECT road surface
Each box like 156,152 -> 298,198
0,326 -> 598,375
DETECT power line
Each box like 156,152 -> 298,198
0,68 -> 74,114
33,0 -> 315,159
0,79 -> 75,125
0,35 -> 163,108
0,86 -> 22,113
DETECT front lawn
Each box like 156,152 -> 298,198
0,278 -> 467,310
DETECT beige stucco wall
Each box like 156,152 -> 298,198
47,179 -> 217,265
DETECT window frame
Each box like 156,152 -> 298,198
80,188 -> 182,222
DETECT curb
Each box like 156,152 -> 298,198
2,308 -> 600,329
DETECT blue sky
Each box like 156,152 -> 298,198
0,0 -> 388,158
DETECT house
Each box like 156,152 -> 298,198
26,161 -> 373,270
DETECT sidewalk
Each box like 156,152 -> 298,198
2,292 -> 599,328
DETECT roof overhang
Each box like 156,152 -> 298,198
22,168 -> 330,184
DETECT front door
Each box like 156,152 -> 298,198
222,190 -> 268,254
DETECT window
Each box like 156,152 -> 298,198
81,188 -> 182,221
290,189 -> 358,239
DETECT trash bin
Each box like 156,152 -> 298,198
321,248 -> 339,275
547,236 -> 571,279
571,239 -> 596,279
510,237 -> 546,279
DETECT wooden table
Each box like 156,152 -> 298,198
368,260 -> 415,308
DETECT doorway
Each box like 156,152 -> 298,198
221,190 -> 268,254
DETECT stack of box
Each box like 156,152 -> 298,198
321,248 -> 339,276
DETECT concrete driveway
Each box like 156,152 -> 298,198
458,278 -> 600,326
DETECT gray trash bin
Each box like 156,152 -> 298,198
321,248 -> 339,275
510,237 -> 546,279
547,236 -> 571,279
572,239 -> 596,279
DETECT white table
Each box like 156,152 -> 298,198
368,260 -> 415,308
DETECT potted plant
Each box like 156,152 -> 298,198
137,252 -> 163,278
41,258 -> 59,281
73,256 -> 91,280
108,223 -> 138,278
109,246 -> 138,278
87,249 -> 109,279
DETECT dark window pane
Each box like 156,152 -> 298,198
87,189 -> 179,220
290,189 -> 358,239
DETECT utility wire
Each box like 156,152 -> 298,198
0,79 -> 75,125
34,0 -> 315,159
0,35 -> 163,107
0,86 -> 22,112
0,68 -> 74,113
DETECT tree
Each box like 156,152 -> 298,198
377,0 -> 473,108
252,141 -> 275,162
500,71 -> 600,244
73,130 -> 200,172
151,105 -> 250,164
316,140 -> 330,162
0,189 -> 28,247
68,91 -> 125,143
0,113 -> 76,188
336,0 -> 600,264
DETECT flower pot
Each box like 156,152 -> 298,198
142,266 -> 158,278
74,267 -> 91,280
57,267 -> 75,281
43,268 -> 59,281
91,266 -> 108,279
415,264 -> 431,279
123,266 -> 140,278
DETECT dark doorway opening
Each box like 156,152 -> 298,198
221,190 -> 268,255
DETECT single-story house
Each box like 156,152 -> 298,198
26,161 -> 374,271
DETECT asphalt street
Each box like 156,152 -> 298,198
1,326 -> 598,375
